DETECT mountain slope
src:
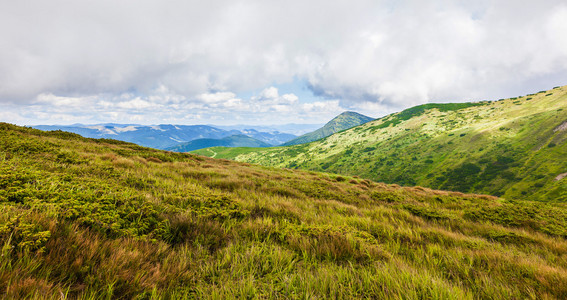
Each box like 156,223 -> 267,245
166,134 -> 272,152
2,123 -> 567,298
194,86 -> 567,202
237,129 -> 296,145
213,123 -> 323,136
281,111 -> 373,146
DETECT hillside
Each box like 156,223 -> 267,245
239,129 -> 296,145
2,123 -> 567,298
194,86 -> 567,202
281,111 -> 373,146
33,124 -> 295,150
166,134 -> 272,152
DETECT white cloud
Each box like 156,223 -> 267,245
1,87 -> 345,125
302,100 -> 342,113
115,98 -> 157,110
259,87 -> 279,100
197,92 -> 238,104
281,94 -> 298,104
35,93 -> 97,107
1,0 -> 567,125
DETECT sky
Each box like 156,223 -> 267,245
1,0 -> 567,126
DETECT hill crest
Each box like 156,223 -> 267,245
281,111 -> 373,146
166,134 -> 271,152
194,85 -> 567,202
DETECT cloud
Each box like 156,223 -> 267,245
1,0 -> 567,125
2,87 -> 343,125
259,87 -> 280,100
197,92 -> 237,104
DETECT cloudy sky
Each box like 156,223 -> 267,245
1,0 -> 567,126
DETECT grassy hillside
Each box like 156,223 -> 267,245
281,111 -> 373,146
2,123 -> 567,298
196,86 -> 567,202
166,134 -> 271,152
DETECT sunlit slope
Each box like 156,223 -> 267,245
281,111 -> 374,146
195,86 -> 567,201
3,123 -> 567,298
166,134 -> 271,152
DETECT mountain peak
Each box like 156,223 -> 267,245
281,111 -> 373,146
337,111 -> 369,117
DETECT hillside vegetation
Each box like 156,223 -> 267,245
2,123 -> 567,298
281,111 -> 373,146
166,134 -> 271,152
196,86 -> 567,202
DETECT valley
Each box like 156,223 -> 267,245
194,86 -> 567,202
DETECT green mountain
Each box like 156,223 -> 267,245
3,123 -> 567,298
166,134 -> 271,152
194,86 -> 567,202
281,111 -> 374,146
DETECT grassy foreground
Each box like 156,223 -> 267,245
196,86 -> 567,202
2,123 -> 567,299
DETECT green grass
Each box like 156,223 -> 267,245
202,85 -> 567,202
2,123 -> 567,298
166,134 -> 271,152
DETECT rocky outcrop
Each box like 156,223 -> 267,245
555,172 -> 567,181
554,120 -> 567,132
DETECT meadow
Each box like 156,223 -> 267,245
2,123 -> 567,298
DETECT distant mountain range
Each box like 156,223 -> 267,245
32,112 -> 373,152
282,111 -> 374,146
32,124 -> 297,150
212,123 -> 324,136
166,134 -> 271,152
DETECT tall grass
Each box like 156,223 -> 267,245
1,123 -> 567,298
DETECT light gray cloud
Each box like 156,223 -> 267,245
1,87 -> 344,125
1,0 -> 566,124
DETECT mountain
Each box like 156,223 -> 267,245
32,124 -> 296,150
166,134 -> 271,152
2,123 -> 567,298
32,124 -> 237,149
194,85 -> 567,202
238,128 -> 296,145
213,123 -> 324,136
281,111 -> 374,146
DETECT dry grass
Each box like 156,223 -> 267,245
1,123 -> 567,298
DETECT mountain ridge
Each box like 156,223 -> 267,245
32,124 -> 296,150
194,85 -> 567,202
166,134 -> 272,152
281,111 -> 374,146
